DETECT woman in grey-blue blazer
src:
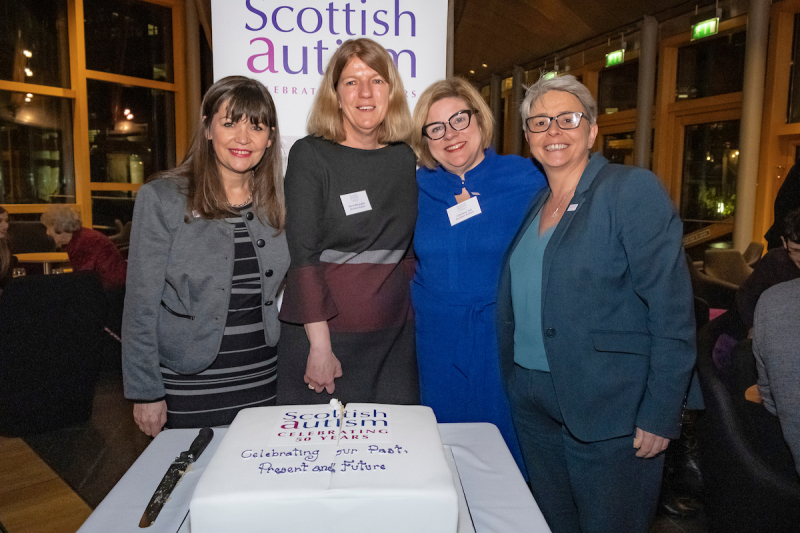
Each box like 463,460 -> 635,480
496,75 -> 699,533
122,77 -> 289,437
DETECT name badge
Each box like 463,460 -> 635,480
340,190 -> 372,216
447,196 -> 482,226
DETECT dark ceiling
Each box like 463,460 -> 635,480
454,0 -> 717,83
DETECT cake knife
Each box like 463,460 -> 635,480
138,427 -> 214,528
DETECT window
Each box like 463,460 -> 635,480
680,120 -> 740,232
598,61 -> 639,114
0,1 -> 70,88
87,80 -> 175,183
602,132 -> 635,165
0,90 -> 75,204
84,0 -> 174,82
676,31 -> 746,100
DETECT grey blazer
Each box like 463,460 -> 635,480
122,177 -> 289,401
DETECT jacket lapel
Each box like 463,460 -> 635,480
540,154 -> 610,313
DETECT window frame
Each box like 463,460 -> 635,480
0,0 -> 186,230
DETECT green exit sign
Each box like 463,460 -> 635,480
605,50 -> 625,68
692,18 -> 719,40
542,71 -> 557,80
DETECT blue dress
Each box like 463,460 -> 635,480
412,147 -> 546,475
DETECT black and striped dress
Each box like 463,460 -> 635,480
162,208 -> 277,428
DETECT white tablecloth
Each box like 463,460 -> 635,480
77,422 -> 550,533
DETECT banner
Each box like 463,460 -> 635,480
212,0 -> 449,157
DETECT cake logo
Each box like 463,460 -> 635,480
269,406 -> 392,444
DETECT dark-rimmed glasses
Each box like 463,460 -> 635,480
525,112 -> 584,133
422,109 -> 476,140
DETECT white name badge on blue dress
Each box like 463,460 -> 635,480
447,196 -> 482,226
340,190 -> 372,215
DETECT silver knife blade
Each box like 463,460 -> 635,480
139,427 -> 214,528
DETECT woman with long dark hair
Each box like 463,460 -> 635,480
122,76 -> 290,436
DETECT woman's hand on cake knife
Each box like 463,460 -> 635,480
134,400 -> 167,437
304,321 -> 343,394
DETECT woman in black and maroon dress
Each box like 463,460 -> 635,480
277,38 -> 418,405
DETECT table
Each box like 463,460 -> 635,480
13,252 -> 70,275
77,423 -> 550,533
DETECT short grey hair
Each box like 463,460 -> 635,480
41,205 -> 82,234
519,74 -> 598,130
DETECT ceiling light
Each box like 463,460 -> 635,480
24,68 -> 33,76
26,93 -> 33,98
482,63 -> 487,68
124,109 -> 131,115
127,113 -> 134,120
23,50 -> 32,58
469,70 -> 475,74
25,97 -> 31,102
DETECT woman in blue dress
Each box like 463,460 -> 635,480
410,78 -> 546,474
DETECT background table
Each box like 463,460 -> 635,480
77,422 -> 550,533
13,252 -> 70,275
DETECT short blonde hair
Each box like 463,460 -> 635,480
411,78 -> 493,170
41,205 -> 82,234
307,38 -> 412,144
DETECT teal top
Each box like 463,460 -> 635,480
510,209 -> 556,371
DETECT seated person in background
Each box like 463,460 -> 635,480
765,162 -> 800,250
40,205 -> 127,291
737,207 -> 800,331
752,277 -> 800,476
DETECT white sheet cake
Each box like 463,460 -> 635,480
190,403 -> 458,533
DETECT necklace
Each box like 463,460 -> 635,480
227,194 -> 252,209
548,188 -> 574,218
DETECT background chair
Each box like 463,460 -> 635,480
0,272 -> 107,436
741,242 -> 765,268
695,317 -> 800,532
703,249 -> 754,287
685,253 -> 738,310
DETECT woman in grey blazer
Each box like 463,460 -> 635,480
122,77 -> 290,436
496,75 -> 698,532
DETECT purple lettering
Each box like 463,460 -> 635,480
272,5 -> 293,33
245,0 -> 268,31
373,10 -> 389,36
395,0 -> 415,36
298,7 -> 323,33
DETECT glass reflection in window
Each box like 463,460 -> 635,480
602,132 -> 635,165
84,0 -> 174,82
87,80 -> 175,184
92,190 -> 137,232
598,61 -> 639,114
680,120 -> 740,233
676,31 -> 745,101
0,0 -> 70,88
0,90 -> 75,204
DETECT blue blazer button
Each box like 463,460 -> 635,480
545,328 -> 556,337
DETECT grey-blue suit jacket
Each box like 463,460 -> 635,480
496,154 -> 699,442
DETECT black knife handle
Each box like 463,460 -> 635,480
187,427 -> 214,462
